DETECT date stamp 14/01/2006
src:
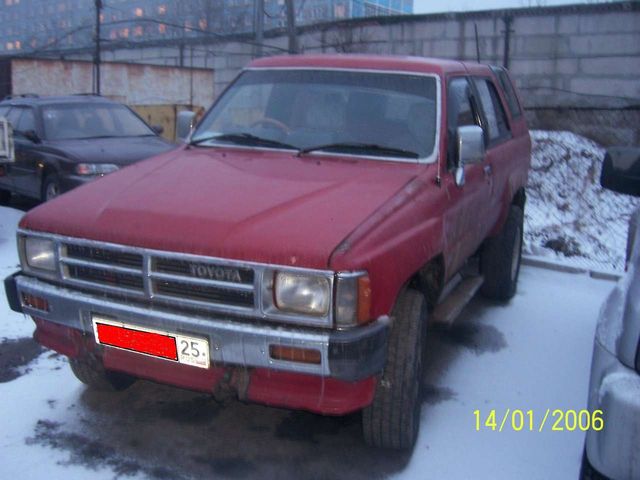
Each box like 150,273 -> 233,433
474,409 -> 604,432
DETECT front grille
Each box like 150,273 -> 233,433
59,241 -> 257,312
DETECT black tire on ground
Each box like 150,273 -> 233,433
362,289 -> 427,450
41,174 -> 61,202
580,449 -> 609,480
0,188 -> 10,205
480,205 -> 524,301
68,357 -> 136,392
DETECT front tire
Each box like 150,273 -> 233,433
0,188 -> 10,205
362,289 -> 427,450
69,357 -> 136,392
41,174 -> 61,202
580,449 -> 609,480
480,205 -> 524,301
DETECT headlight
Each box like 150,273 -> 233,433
274,272 -> 330,316
24,237 -> 56,272
75,163 -> 119,176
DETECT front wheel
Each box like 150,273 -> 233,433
41,174 -> 61,202
0,188 -> 10,205
480,205 -> 524,301
69,357 -> 136,392
362,289 -> 427,450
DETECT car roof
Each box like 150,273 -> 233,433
0,94 -> 118,108
248,54 -> 492,76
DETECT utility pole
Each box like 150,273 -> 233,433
502,16 -> 513,69
254,0 -> 264,57
284,0 -> 298,54
94,0 -> 103,95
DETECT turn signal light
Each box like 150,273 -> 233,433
21,293 -> 49,312
269,345 -> 321,365
357,276 -> 372,324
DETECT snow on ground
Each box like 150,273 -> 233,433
0,200 -> 618,478
0,206 -> 31,340
525,130 -> 639,272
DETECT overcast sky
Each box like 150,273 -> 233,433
413,0 -> 598,14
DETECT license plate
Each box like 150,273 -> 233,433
92,316 -> 210,369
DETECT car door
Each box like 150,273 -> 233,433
471,76 -> 515,233
10,106 -> 43,198
441,76 -> 493,275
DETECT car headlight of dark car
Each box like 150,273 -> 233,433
75,163 -> 119,175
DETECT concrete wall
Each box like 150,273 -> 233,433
51,2 -> 640,145
10,59 -> 215,110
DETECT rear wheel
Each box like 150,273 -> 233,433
362,289 -> 427,450
480,205 -> 524,301
69,357 -> 136,392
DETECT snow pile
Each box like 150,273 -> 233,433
524,130 -> 640,272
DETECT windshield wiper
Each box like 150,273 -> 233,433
190,132 -> 296,150
297,142 -> 419,159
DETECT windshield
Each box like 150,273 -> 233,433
192,69 -> 438,160
42,103 -> 154,140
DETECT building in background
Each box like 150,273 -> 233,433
0,0 -> 413,55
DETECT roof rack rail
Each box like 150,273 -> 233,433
2,93 -> 40,100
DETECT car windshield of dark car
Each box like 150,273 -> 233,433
42,103 -> 154,140
191,69 -> 438,161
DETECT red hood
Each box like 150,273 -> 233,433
20,147 -> 423,269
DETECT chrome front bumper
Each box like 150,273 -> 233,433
7,273 -> 389,381
585,339 -> 640,480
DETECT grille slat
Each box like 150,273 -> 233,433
67,265 -> 144,291
153,280 -> 254,308
65,244 -> 143,269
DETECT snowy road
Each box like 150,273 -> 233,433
0,205 -> 615,480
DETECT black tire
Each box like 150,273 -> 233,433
0,188 -> 10,206
480,205 -> 524,301
41,174 -> 61,202
68,357 -> 136,392
362,289 -> 427,450
580,449 -> 609,480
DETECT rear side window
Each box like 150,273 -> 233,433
473,78 -> 510,143
491,66 -> 522,119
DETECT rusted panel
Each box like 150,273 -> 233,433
130,104 -> 193,141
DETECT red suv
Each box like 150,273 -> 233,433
5,55 -> 530,450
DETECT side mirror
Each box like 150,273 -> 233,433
176,111 -> 196,142
23,129 -> 41,144
151,124 -> 164,136
600,147 -> 640,197
455,125 -> 485,187
0,118 -> 15,163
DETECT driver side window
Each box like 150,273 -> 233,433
446,77 -> 480,169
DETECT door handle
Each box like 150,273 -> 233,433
483,164 -> 492,176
